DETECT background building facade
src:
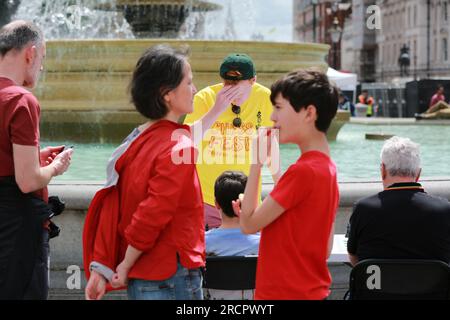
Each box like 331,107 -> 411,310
294,0 -> 450,83
293,0 -> 351,70
341,0 -> 376,82
375,0 -> 450,82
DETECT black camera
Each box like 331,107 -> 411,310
48,196 -> 65,218
47,196 -> 66,239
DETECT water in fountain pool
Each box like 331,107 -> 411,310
42,123 -> 450,183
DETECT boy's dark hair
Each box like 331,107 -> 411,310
129,44 -> 189,120
270,68 -> 339,133
0,21 -> 43,57
214,171 -> 247,218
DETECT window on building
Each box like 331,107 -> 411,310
443,38 -> 448,61
385,45 -> 388,65
436,2 -> 439,22
414,40 -> 417,61
393,43 -> 397,65
380,45 -> 383,63
435,38 -> 438,61
414,6 -> 417,26
408,7 -> 411,27
444,1 -> 449,21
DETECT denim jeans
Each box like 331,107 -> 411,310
127,263 -> 203,300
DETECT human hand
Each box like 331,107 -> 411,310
40,146 -> 64,166
111,261 -> 131,288
251,127 -> 278,166
85,270 -> 106,300
232,82 -> 252,106
50,148 -> 73,176
265,129 -> 280,176
214,82 -> 252,113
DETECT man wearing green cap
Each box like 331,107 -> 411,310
184,53 -> 274,229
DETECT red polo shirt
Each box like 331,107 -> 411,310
0,77 -> 40,174
0,77 -> 46,200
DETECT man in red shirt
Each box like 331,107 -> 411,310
416,85 -> 450,119
233,69 -> 340,300
0,20 -> 73,299
429,85 -> 445,110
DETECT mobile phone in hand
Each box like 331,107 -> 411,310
62,145 -> 74,152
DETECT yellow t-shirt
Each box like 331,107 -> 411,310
184,82 -> 273,206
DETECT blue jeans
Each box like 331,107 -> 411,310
127,263 -> 203,300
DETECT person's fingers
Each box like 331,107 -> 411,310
216,85 -> 233,99
85,279 -> 95,300
222,84 -> 242,98
96,283 -> 105,300
57,149 -> 73,162
236,82 -> 251,93
50,145 -> 65,151
111,274 -> 120,288
97,289 -> 105,300
85,286 -> 91,300
46,146 -> 65,154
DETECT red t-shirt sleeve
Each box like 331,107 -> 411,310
10,95 -> 40,146
124,145 -> 198,252
270,163 -> 314,210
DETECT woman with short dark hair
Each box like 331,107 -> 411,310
83,44 -> 250,300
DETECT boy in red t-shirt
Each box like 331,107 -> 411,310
232,69 -> 340,300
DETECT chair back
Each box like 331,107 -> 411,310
203,256 -> 257,290
349,259 -> 450,300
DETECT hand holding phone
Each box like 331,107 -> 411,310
62,145 -> 74,152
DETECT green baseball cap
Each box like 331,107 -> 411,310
219,53 -> 256,80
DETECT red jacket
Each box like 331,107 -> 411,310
83,120 -> 205,289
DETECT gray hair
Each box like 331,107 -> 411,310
380,136 -> 421,178
0,20 -> 43,57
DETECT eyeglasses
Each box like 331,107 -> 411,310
231,104 -> 242,128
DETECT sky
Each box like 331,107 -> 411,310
204,0 -> 293,42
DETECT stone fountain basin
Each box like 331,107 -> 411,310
35,39 -> 348,141
36,39 -> 330,111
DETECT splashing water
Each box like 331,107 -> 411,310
181,0 -> 256,40
13,0 -> 135,39
13,0 -> 257,40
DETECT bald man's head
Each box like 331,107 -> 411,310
0,20 -> 44,57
